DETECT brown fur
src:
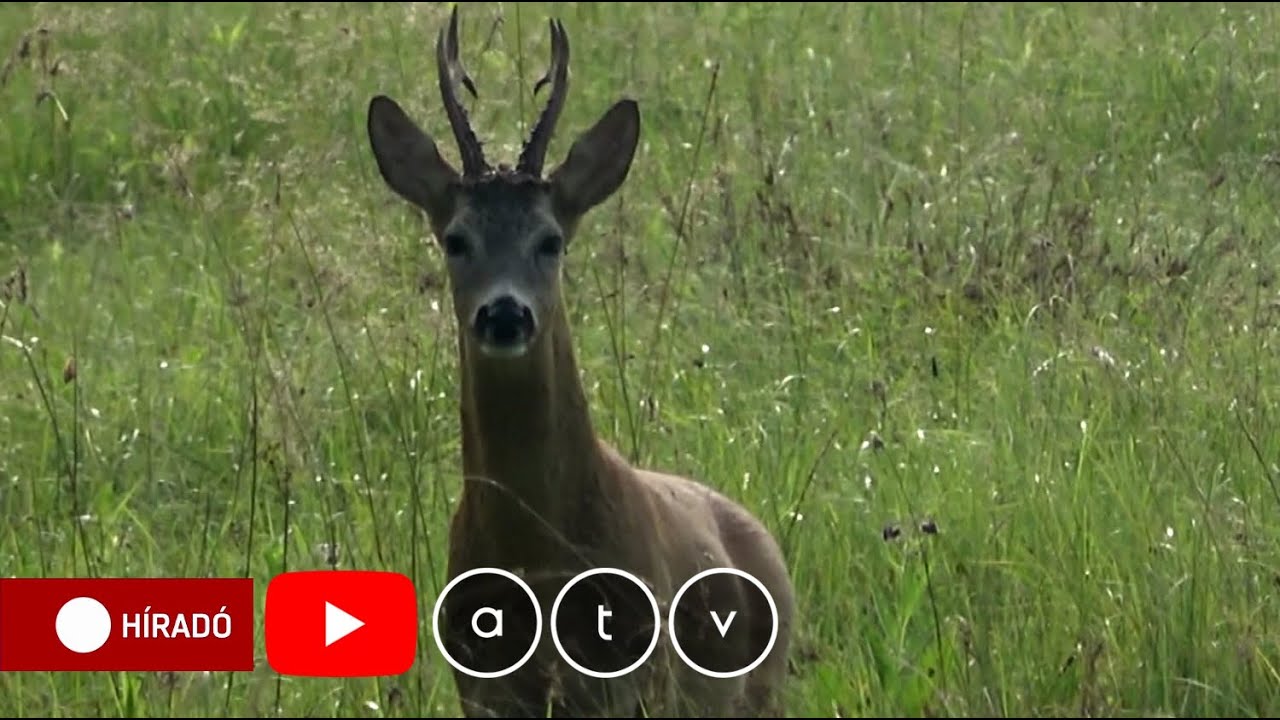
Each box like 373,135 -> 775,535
366,9 -> 794,718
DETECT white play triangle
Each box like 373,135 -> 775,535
325,601 -> 365,647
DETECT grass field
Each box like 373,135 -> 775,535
2,1 -> 1280,716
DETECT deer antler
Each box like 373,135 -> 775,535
517,18 -> 570,177
437,7 -> 490,178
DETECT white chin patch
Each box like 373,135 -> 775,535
477,341 -> 530,359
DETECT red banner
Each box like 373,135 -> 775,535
0,577 -> 255,672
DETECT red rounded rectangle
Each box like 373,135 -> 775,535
266,570 -> 417,678
0,577 -> 255,672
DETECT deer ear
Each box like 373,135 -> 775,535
549,99 -> 641,222
367,95 -> 459,229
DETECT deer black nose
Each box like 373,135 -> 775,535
474,295 -> 536,350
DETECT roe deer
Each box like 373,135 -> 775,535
366,8 -> 794,718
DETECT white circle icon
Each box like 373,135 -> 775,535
432,568 -> 542,679
56,596 -> 112,654
667,568 -> 779,679
550,568 -> 662,679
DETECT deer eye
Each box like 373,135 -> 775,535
536,234 -> 563,258
443,233 -> 470,259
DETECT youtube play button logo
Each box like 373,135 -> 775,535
265,571 -> 417,678
326,601 -> 364,647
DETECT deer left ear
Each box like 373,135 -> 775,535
549,99 -> 641,222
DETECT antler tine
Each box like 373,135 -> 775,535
516,17 -> 570,177
436,7 -> 490,178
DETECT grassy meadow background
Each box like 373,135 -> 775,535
3,1 -> 1280,716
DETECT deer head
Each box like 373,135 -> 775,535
367,8 -> 640,360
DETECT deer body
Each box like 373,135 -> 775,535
367,10 -> 794,718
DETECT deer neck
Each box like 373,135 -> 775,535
455,306 -> 609,565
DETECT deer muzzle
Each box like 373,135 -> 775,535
473,295 -> 537,357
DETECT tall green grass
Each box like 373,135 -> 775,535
2,2 -> 1278,716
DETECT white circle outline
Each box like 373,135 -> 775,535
549,568 -> 662,680
666,567 -> 779,679
432,567 -> 543,679
55,596 -> 112,654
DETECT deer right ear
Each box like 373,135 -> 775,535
367,95 -> 459,228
